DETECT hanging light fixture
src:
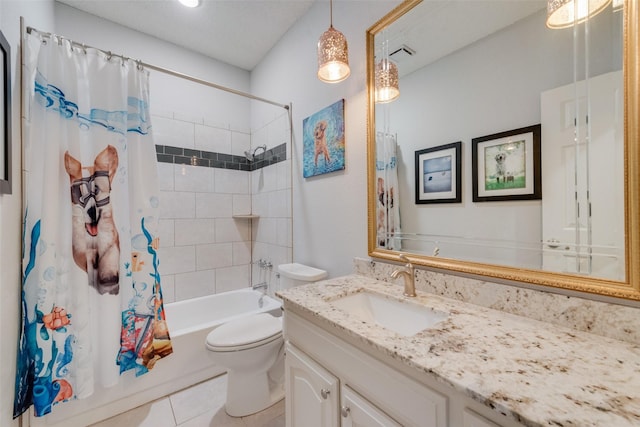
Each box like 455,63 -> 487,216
178,0 -> 201,7
317,0 -> 350,83
546,0 -> 612,29
375,58 -> 400,103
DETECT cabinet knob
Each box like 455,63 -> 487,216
320,389 -> 330,399
341,406 -> 351,418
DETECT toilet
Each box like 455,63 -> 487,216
205,263 -> 327,417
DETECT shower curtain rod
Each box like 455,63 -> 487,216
25,25 -> 290,110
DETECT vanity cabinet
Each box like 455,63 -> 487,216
284,311 -> 448,427
285,343 -> 339,427
341,385 -> 402,427
284,310 -> 522,427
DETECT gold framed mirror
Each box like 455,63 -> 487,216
367,0 -> 640,300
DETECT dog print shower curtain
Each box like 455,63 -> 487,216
376,132 -> 401,250
14,32 -> 172,418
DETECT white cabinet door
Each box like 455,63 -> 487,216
285,343 -> 339,427
463,409 -> 501,427
340,385 -> 401,427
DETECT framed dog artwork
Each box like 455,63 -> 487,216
415,141 -> 462,204
302,99 -> 345,178
472,124 -> 541,202
0,29 -> 11,194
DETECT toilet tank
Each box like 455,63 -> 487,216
277,263 -> 328,290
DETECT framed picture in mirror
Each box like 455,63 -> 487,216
414,141 -> 461,204
0,28 -> 11,194
472,124 -> 540,202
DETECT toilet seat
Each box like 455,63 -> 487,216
206,313 -> 282,352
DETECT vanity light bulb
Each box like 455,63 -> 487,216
317,26 -> 351,83
178,0 -> 201,8
375,58 -> 400,103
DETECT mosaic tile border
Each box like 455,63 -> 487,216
156,143 -> 287,171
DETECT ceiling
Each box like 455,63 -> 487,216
381,0 -> 547,77
56,0 -> 315,71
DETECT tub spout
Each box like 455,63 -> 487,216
253,282 -> 268,308
252,282 -> 268,292
390,254 -> 416,297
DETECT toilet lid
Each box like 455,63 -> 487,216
206,313 -> 282,351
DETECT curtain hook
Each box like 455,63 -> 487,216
106,51 -> 113,61
137,60 -> 143,71
82,43 -> 87,55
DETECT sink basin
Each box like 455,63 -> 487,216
330,292 -> 448,336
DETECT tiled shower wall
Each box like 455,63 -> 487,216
152,110 -> 291,303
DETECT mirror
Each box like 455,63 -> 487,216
367,0 -> 640,300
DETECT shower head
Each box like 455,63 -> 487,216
244,144 -> 267,162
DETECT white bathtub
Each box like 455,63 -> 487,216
30,288 -> 282,427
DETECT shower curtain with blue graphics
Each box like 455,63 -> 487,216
376,132 -> 401,250
14,32 -> 173,419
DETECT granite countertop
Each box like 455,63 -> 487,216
277,274 -> 640,427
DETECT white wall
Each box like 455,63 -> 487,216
251,0 -> 401,277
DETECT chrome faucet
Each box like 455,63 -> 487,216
252,282 -> 268,308
252,282 -> 268,292
390,254 -> 416,297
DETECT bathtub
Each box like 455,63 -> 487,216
30,288 -> 282,427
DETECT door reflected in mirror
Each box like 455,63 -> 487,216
367,0 -> 640,299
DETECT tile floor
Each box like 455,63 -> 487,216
90,374 -> 285,427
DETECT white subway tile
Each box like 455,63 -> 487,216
269,189 -> 289,218
175,219 -> 215,246
256,218 -> 277,245
158,219 -> 175,248
158,246 -> 196,275
196,193 -> 233,218
156,162 -> 174,191
215,266 -> 249,293
215,218 -> 250,243
277,218 -> 292,247
276,159 -> 291,191
251,192 -> 268,217
215,169 -> 249,194
174,164 -> 214,193
231,131 -> 251,158
232,194 -> 251,216
233,241 -> 251,265
159,274 -> 176,304
175,269 -> 216,301
159,191 -> 195,219
153,116 -> 195,149
195,124 -> 232,154
196,243 -> 233,270
173,111 -> 204,125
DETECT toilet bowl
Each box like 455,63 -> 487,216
205,263 -> 327,417
206,313 -> 284,417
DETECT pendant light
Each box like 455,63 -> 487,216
375,58 -> 400,103
546,0 -> 612,29
178,0 -> 201,7
317,0 -> 350,83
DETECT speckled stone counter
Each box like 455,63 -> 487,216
277,274 -> 640,427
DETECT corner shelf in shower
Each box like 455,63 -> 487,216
232,214 -> 260,219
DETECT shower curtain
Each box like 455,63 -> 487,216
376,132 -> 401,250
14,31 -> 172,418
